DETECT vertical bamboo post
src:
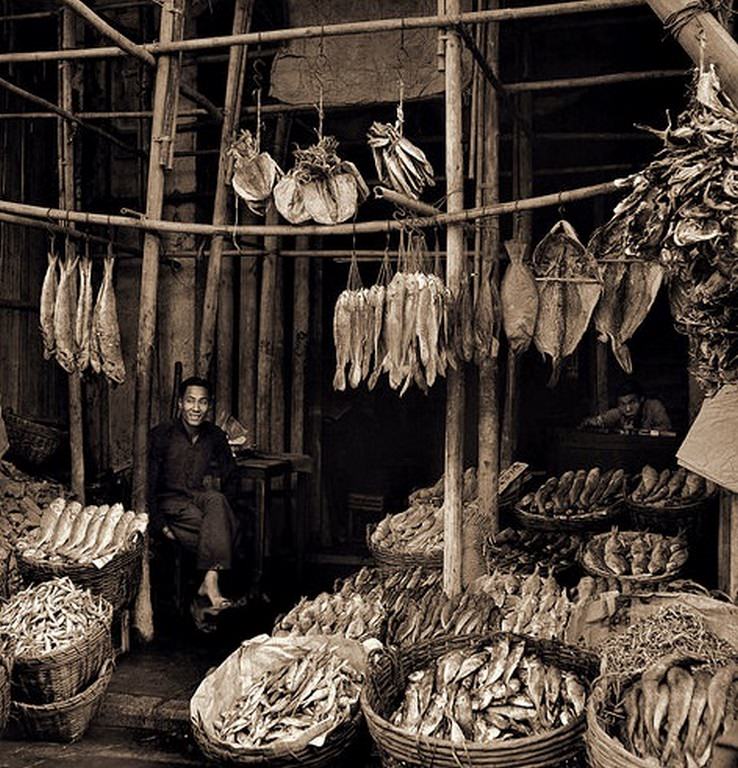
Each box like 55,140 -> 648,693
238,227 -> 258,436
271,258 -> 285,452
443,0 -> 465,598
476,1 -> 500,547
59,8 -> 85,504
131,0 -> 184,642
290,235 -> 310,453
198,0 -> 254,383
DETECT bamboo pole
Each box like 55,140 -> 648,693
0,75 -> 142,155
373,187 -> 442,216
504,68 -> 686,91
271,259 -> 285,452
645,0 -> 738,106
444,0 -> 465,599
59,9 -> 85,505
238,232 -> 259,438
198,0 -> 254,380
477,1 -> 500,547
132,0 -> 185,643
290,236 -> 310,453
0,178 -> 623,237
0,0 -> 646,65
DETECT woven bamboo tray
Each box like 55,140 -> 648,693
8,658 -> 113,743
511,501 -> 624,534
366,525 -> 443,571
580,531 -> 687,591
17,535 -> 143,612
4,408 -> 65,466
11,600 -> 113,704
361,631 -> 599,768
0,635 -> 13,738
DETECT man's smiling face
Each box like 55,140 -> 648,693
180,385 -> 210,429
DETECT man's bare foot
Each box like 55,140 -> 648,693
197,569 -> 230,610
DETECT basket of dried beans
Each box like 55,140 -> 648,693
361,631 -> 599,768
0,577 -> 112,704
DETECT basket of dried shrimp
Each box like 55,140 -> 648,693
361,631 -> 599,768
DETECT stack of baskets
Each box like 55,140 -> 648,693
2,579 -> 114,742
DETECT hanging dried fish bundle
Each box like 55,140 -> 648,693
500,239 -> 538,356
592,66 -> 738,394
367,121 -> 435,200
229,129 -> 283,216
274,136 -> 369,225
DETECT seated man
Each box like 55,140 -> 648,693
580,378 -> 672,432
148,376 -> 238,614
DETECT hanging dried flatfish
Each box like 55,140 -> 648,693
53,251 -> 79,374
40,248 -> 58,360
93,250 -> 126,384
501,240 -> 538,355
75,253 -> 94,373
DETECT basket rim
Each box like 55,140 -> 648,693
625,491 -> 717,513
366,524 -> 443,567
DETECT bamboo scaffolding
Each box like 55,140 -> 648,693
373,187 -> 442,216
444,0 -> 465,599
198,0 -> 254,380
0,0 -> 645,65
0,178 -> 624,236
504,68 -> 686,91
0,75 -> 142,156
132,0 -> 185,644
290,235 -> 310,454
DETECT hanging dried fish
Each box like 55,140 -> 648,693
53,249 -> 79,374
75,249 -> 94,373
92,248 -> 126,384
500,240 -> 538,356
229,129 -> 283,216
367,121 -> 435,200
40,246 -> 59,361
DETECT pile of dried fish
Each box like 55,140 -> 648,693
40,243 -> 126,383
531,221 -> 602,386
501,240 -> 539,355
229,129 -> 283,215
273,591 -> 385,641
608,656 -> 737,768
212,644 -> 363,748
484,528 -> 582,576
390,639 -> 588,742
582,529 -> 688,579
517,468 -> 626,520
630,465 -> 714,507
16,497 -> 146,567
370,502 -> 443,555
0,576 -> 109,656
592,66 -> 738,394
335,565 -> 443,612
274,136 -> 368,225
367,120 -> 435,199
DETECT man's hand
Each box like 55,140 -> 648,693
162,525 -> 176,542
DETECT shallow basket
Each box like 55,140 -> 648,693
511,501 -> 624,534
626,492 -> 716,535
17,535 -> 143,612
11,600 -> 113,704
9,657 -> 113,743
4,408 -> 65,466
580,531 -> 687,591
192,699 -> 363,768
361,631 -> 599,768
366,525 -> 443,571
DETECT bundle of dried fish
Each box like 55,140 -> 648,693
75,252 -> 94,373
335,565 -> 443,613
39,247 -> 58,360
582,529 -> 688,579
390,639 -> 588,742
274,136 -> 368,224
229,129 -> 283,215
212,644 -> 363,748
367,120 -> 434,200
532,221 -> 602,386
0,576 -> 109,656
53,251 -> 79,374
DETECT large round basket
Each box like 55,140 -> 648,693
192,699 -> 363,768
366,525 -> 442,571
0,635 -> 13,737
8,658 -> 113,743
11,600 -> 112,704
4,408 -> 65,466
361,631 -> 599,768
580,531 -> 687,591
626,491 -> 717,535
17,535 -> 144,612
511,501 -> 624,534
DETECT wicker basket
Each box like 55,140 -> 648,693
17,535 -> 144,612
511,501 -> 624,534
626,491 -> 717,535
9,657 -> 113,743
580,531 -> 687,591
4,408 -> 65,466
361,631 -> 599,768
0,635 -> 14,738
366,525 -> 443,571
12,601 -> 113,704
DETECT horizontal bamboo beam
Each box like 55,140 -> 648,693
0,178 -> 624,237
0,0 -> 645,64
0,11 -> 56,22
505,68 -> 687,91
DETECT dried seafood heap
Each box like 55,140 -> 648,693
630,465 -> 715,507
367,120 -> 435,199
229,129 -> 283,215
582,529 -> 688,578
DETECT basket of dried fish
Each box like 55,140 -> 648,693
4,408 -> 64,466
9,657 -> 113,743
362,631 -> 599,768
190,634 -> 366,767
0,577 -> 113,704
581,530 -> 688,590
16,499 -> 147,611
513,468 -> 627,533
0,634 -> 14,737
484,528 -> 582,579
626,466 -> 717,535
367,521 -> 444,571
